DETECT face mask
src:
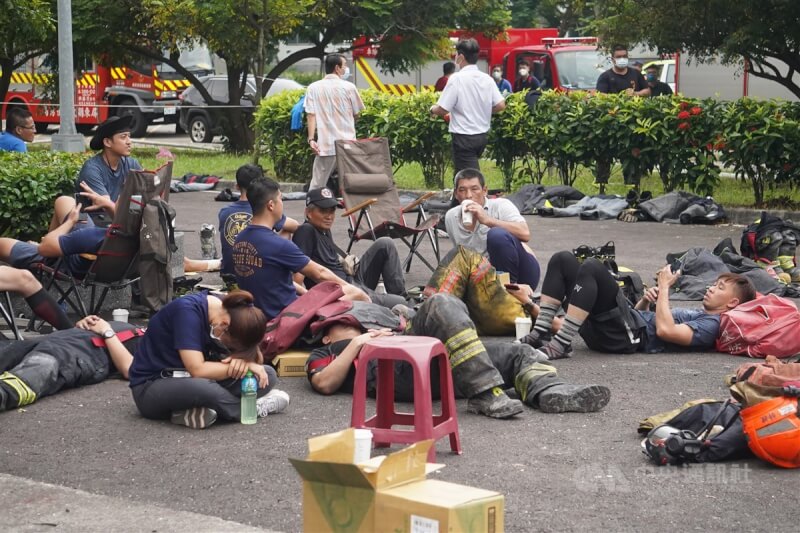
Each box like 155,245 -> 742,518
615,57 -> 629,69
519,68 -> 529,77
492,71 -> 502,81
646,73 -> 657,82
453,54 -> 461,72
341,66 -> 351,80
209,323 -> 229,353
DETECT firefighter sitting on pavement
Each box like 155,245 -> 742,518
306,293 -> 611,418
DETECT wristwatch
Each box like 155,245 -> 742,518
102,329 -> 116,339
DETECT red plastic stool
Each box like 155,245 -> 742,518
350,335 -> 462,462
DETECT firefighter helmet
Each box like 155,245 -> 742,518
741,395 -> 800,469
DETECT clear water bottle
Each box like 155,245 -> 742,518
200,223 -> 218,259
241,370 -> 257,425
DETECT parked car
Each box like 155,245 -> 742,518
178,75 -> 303,143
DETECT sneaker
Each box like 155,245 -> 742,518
537,384 -> 611,413
256,389 -> 290,418
519,330 -> 549,349
467,387 -> 524,419
171,407 -> 218,429
540,341 -> 573,360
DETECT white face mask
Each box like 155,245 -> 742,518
518,68 -> 529,77
340,66 -> 351,80
615,57 -> 629,69
492,71 -> 502,81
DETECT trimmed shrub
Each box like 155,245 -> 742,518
253,88 -> 312,183
0,151 -> 86,240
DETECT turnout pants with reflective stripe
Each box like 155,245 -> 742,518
406,293 -> 563,403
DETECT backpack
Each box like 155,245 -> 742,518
715,294 -> 800,358
139,198 -> 177,313
740,211 -> 792,263
642,401 -> 751,463
260,282 -> 344,362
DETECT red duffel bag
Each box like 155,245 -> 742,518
716,293 -> 800,358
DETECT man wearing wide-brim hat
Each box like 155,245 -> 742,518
51,115 -> 143,229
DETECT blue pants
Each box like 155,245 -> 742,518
485,227 -> 541,288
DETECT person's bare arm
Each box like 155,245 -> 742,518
38,204 -> 81,257
311,331 -> 392,394
635,86 -> 652,97
430,104 -> 449,118
468,203 -> 530,242
307,114 -> 320,155
492,100 -> 506,113
179,349 -> 238,381
634,286 -> 659,311
653,266 -> 694,346
79,181 -> 116,216
299,260 -> 370,302
76,315 -> 133,379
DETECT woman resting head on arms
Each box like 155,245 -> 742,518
128,290 -> 289,429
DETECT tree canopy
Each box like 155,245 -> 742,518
592,0 -> 800,98
0,0 -> 54,108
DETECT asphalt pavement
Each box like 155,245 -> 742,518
2,188 -> 798,532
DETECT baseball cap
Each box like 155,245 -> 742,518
306,187 -> 339,208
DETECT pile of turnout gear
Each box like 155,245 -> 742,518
505,186 -> 726,224
640,356 -> 800,468
666,212 -> 800,301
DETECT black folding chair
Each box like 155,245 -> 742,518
0,292 -> 22,340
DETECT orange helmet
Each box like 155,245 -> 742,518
741,395 -> 800,469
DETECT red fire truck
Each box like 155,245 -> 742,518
1,56 -> 198,137
352,31 -> 609,94
502,36 -> 610,92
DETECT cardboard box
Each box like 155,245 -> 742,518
290,429 -> 504,533
272,350 -> 310,377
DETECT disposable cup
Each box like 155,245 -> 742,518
515,317 -> 532,339
461,200 -> 474,226
112,309 -> 129,323
353,428 -> 373,463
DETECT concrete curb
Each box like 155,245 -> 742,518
0,473 -> 275,532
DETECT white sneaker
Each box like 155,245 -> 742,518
256,389 -> 290,418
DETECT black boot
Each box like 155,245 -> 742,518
467,387 -> 524,419
537,384 -> 611,413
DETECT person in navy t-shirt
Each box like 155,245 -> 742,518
232,177 -> 369,320
129,290 -> 289,429
218,164 -> 298,277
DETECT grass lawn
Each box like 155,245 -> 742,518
35,144 -> 800,208
393,160 -> 800,209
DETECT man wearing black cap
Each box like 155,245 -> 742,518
292,187 -> 406,308
74,115 -> 142,225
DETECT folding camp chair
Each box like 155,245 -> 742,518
335,138 -> 441,272
0,292 -> 22,340
29,163 -> 172,328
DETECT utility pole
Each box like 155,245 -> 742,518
51,0 -> 86,152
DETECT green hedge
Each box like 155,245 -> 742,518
0,151 -> 86,240
255,88 -> 800,206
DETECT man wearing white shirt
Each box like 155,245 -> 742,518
430,38 -> 506,172
305,53 -> 365,191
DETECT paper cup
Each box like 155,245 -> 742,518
353,428 -> 373,463
515,317 -> 532,339
112,309 -> 129,323
461,200 -> 474,226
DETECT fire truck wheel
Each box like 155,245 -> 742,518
116,98 -> 148,138
189,115 -> 213,143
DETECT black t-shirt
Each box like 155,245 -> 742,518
291,222 -> 350,287
306,339 -> 369,394
649,81 -> 673,97
596,68 -> 647,94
